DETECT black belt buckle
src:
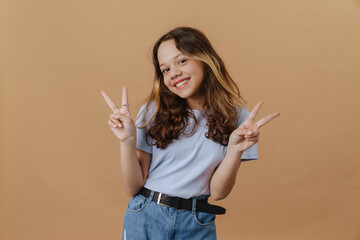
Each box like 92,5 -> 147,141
157,193 -> 170,208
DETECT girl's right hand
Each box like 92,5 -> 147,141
101,86 -> 136,143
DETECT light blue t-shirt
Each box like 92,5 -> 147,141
135,103 -> 258,199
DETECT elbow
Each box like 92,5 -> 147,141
123,184 -> 143,198
210,186 -> 232,201
122,174 -> 147,198
210,196 -> 221,201
210,184 -> 232,201
210,193 -> 227,201
126,192 -> 135,198
124,189 -> 138,198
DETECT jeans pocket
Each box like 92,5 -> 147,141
193,211 -> 216,226
127,194 -> 149,213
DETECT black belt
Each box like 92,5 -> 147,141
138,187 -> 226,215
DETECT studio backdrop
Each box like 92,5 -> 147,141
1,0 -> 359,239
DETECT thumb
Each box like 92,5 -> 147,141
233,127 -> 248,137
245,128 -> 260,137
234,127 -> 258,137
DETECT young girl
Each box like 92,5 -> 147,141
101,27 -> 280,240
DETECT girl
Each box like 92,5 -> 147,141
101,27 -> 280,240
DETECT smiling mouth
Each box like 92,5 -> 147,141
174,78 -> 190,89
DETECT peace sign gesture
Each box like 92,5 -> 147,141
101,86 -> 136,143
228,101 -> 280,153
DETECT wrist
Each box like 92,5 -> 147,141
226,146 -> 244,159
120,137 -> 136,147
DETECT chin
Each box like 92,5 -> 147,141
174,91 -> 191,99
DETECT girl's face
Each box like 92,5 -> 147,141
157,39 -> 205,109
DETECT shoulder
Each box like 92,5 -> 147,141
138,101 -> 157,113
235,105 -> 250,118
235,105 -> 250,127
136,101 -> 158,126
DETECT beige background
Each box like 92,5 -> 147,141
1,0 -> 360,239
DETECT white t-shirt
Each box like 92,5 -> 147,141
135,103 -> 258,199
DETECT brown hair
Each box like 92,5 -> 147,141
139,26 -> 246,149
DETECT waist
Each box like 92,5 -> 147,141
138,187 -> 226,215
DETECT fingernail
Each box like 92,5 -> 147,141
118,123 -> 122,127
247,131 -> 252,135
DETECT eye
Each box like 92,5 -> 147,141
162,68 -> 169,73
179,59 -> 187,64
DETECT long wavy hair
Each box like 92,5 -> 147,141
138,26 -> 246,149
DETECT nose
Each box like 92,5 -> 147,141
170,67 -> 181,79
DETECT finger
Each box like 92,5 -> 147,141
101,90 -> 118,113
109,118 -> 123,128
256,112 -> 280,129
112,112 -> 131,125
110,115 -> 123,127
110,113 -> 121,119
233,127 -> 246,136
107,120 -> 118,128
245,136 -> 259,142
247,101 -> 263,121
121,86 -> 129,110
245,133 -> 258,139
246,128 -> 259,137
110,117 -> 122,127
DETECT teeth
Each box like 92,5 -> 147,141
175,79 -> 189,87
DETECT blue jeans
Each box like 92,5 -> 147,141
122,190 -> 217,240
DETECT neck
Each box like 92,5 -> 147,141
186,97 -> 204,110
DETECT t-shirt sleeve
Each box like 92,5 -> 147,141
135,103 -> 154,154
236,106 -> 258,161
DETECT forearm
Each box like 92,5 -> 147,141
120,139 -> 144,197
210,148 -> 243,201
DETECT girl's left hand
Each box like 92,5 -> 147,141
228,101 -> 280,153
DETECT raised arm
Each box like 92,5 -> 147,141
210,101 -> 280,201
101,87 -> 149,197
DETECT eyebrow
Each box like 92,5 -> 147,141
159,53 -> 182,67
